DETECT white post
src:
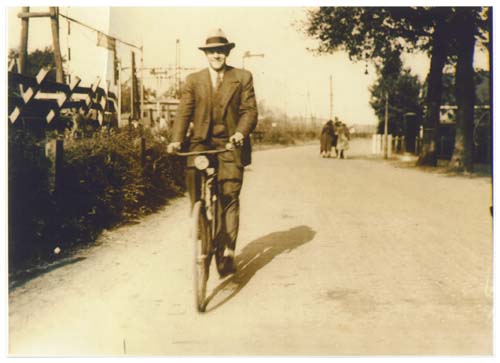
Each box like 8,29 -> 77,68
372,134 -> 377,154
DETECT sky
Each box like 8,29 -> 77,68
6,5 -> 490,126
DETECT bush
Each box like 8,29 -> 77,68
255,117 -> 320,145
8,127 -> 185,272
8,129 -> 54,270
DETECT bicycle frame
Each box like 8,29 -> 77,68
199,165 -> 218,242
177,145 -> 234,244
176,145 -> 235,312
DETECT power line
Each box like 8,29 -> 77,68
58,12 -> 141,51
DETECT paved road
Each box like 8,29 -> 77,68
9,139 -> 492,355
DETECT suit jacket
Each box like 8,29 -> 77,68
172,66 -> 258,166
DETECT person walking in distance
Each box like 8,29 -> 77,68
167,28 -> 258,276
319,120 -> 335,158
332,117 -> 341,157
336,122 -> 350,159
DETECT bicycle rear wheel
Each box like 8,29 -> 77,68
192,201 -> 211,312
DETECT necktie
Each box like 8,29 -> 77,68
215,72 -> 223,90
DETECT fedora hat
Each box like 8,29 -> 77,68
198,28 -> 235,51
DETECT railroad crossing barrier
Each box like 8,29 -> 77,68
8,67 -> 117,127
8,67 -> 118,194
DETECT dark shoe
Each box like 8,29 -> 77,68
217,256 -> 236,277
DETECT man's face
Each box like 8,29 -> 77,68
205,47 -> 229,71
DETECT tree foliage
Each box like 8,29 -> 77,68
449,7 -> 478,172
303,7 -> 488,64
369,53 -> 423,134
428,69 -> 490,108
302,6 -> 491,169
9,46 -> 65,81
304,7 -> 439,65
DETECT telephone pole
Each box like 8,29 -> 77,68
175,39 -> 181,96
140,45 -> 144,121
329,75 -> 333,120
117,58 -> 122,125
49,7 -> 64,82
17,6 -> 64,82
18,7 -> 29,75
131,51 -> 136,120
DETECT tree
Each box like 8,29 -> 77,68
486,7 -> 492,155
429,69 -> 489,108
302,7 -> 455,165
449,8 -> 478,172
9,46 -> 65,82
416,10 -> 452,166
303,8 -> 408,64
369,53 -> 423,135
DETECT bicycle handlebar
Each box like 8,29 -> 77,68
175,143 -> 236,157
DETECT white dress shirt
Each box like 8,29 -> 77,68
208,66 -> 224,90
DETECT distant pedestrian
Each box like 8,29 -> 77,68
336,123 -> 350,159
320,120 -> 335,158
333,118 -> 342,157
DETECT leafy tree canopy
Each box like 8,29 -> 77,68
369,51 -> 423,134
302,7 -> 488,66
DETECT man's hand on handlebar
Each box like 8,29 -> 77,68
168,133 -> 242,155
167,141 -> 181,154
229,132 -> 244,147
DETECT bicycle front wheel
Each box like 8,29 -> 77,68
192,201 -> 211,312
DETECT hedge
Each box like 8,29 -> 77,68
8,127 -> 185,273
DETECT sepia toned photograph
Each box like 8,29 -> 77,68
5,2 -> 494,357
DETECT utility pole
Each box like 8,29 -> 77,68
131,51 -> 136,120
65,15 -> 71,84
384,90 -> 389,159
329,75 -> 333,120
17,6 -> 64,83
18,6 -> 29,75
140,45 -> 144,121
157,73 -> 161,119
49,7 -> 64,83
117,58 -> 122,125
175,39 -> 181,96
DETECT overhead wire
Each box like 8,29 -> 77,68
59,12 -> 141,51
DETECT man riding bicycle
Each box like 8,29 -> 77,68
167,28 -> 258,276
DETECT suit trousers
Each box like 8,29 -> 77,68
186,138 -> 243,251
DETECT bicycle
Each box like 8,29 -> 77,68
176,143 -> 236,312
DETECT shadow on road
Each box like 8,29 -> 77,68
317,155 -> 371,161
205,225 -> 316,312
9,257 -> 87,290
